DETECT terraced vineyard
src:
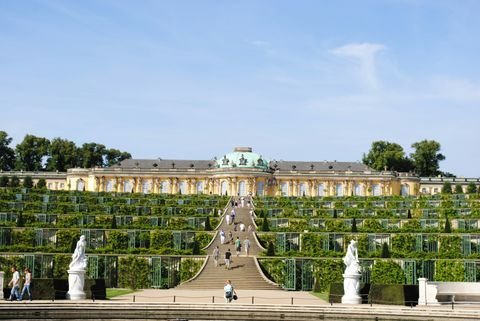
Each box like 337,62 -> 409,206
254,194 -> 480,291
0,188 -> 226,288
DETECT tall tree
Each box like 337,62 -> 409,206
362,141 -> 413,172
410,140 -> 445,176
0,131 -> 16,171
78,143 -> 106,168
105,148 -> 131,167
46,138 -> 79,172
15,134 -> 50,171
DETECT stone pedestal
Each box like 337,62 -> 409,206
341,273 -> 362,304
0,271 -> 4,292
67,269 -> 86,300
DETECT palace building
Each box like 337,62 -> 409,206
62,147 -> 419,197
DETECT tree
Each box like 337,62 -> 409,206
23,176 -> 33,188
0,131 -> 16,171
351,217 -> 358,233
410,140 -> 445,176
266,241 -> 275,256
441,182 -> 452,194
46,138 -> 79,171
204,216 -> 212,231
36,178 -> 46,189
105,148 -> 131,167
78,143 -> 106,168
10,176 -> 20,187
467,182 -> 478,194
444,217 -> 452,233
454,184 -> 463,194
111,215 -> 117,229
380,242 -> 391,258
362,141 -> 413,172
15,134 -> 50,171
261,218 -> 270,232
0,176 -> 9,187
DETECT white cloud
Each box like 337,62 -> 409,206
331,42 -> 386,89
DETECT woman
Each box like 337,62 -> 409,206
223,279 -> 237,303
19,268 -> 32,301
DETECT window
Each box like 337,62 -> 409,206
179,181 -> 187,194
299,183 -> 308,197
401,184 -> 410,196
76,179 -> 85,191
196,181 -> 204,194
106,180 -> 114,192
160,181 -> 170,193
280,182 -> 289,196
372,184 -> 381,196
317,184 -> 325,196
238,181 -> 246,196
123,180 -> 132,193
256,182 -> 264,196
335,184 -> 343,197
354,184 -> 364,196
221,181 -> 228,195
142,181 -> 150,194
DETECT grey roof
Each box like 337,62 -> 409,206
115,159 -> 215,170
269,161 -> 371,172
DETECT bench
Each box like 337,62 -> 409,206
418,278 -> 480,305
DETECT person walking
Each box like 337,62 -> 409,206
7,265 -> 20,301
235,237 -> 241,257
223,279 -> 237,303
220,230 -> 225,244
244,237 -> 251,257
19,267 -> 32,301
228,231 -> 234,244
213,246 -> 220,267
225,249 -> 232,270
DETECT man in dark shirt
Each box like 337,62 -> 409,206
225,249 -> 232,270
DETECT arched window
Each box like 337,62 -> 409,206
281,182 -> 289,196
142,181 -> 150,194
299,183 -> 308,197
76,179 -> 85,191
106,180 -> 114,192
354,184 -> 364,196
179,181 -> 187,194
160,181 -> 170,194
221,181 -> 228,196
372,184 -> 382,196
238,180 -> 246,196
256,182 -> 264,196
401,184 -> 410,196
196,181 -> 204,194
335,183 -> 344,197
123,180 -> 132,193
48,183 -> 53,189
317,184 -> 325,196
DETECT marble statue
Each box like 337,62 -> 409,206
67,235 -> 87,300
69,235 -> 87,270
341,240 -> 362,304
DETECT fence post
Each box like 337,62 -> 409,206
291,297 -> 293,305
173,295 -> 176,303
92,294 -> 95,302
133,295 -> 135,302
212,296 -> 215,303
252,296 -> 254,304
451,301 -> 454,310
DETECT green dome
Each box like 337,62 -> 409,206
216,147 -> 269,169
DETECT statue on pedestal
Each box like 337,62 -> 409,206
341,240 -> 362,304
67,235 -> 88,300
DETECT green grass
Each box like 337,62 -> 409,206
310,291 -> 329,302
106,288 -> 136,299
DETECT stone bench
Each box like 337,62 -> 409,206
418,278 -> 480,305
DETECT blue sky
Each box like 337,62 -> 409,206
1,0 -> 479,176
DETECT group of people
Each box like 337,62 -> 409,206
212,235 -> 251,270
6,265 -> 32,301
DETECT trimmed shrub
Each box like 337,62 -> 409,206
371,260 -> 405,285
118,255 -> 150,289
369,284 -> 418,306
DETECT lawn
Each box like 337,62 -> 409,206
106,288 -> 136,299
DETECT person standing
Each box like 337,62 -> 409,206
213,246 -> 220,267
8,265 -> 20,301
225,249 -> 232,270
244,238 -> 251,257
235,237 -> 241,257
224,279 -> 236,303
19,268 -> 32,301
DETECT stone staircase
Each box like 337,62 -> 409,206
178,196 -> 280,291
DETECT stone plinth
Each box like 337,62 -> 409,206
67,269 -> 86,300
341,273 -> 362,304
